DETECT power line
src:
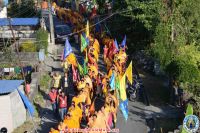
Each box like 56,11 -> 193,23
0,9 -> 133,43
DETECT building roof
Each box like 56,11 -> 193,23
0,80 -> 24,94
0,18 -> 39,26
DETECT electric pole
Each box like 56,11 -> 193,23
48,0 -> 55,46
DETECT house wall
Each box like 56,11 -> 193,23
0,7 -> 7,18
9,88 -> 26,132
0,94 -> 13,133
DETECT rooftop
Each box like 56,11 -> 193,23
0,18 -> 39,26
0,80 -> 24,94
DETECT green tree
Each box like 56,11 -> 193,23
115,0 -> 200,108
8,0 -> 40,18
36,28 -> 49,54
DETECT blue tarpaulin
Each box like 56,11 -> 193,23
0,80 -> 24,94
17,89 -> 35,116
0,18 -> 39,26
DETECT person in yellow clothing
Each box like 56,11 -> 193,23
63,113 -> 78,132
49,128 -> 59,133
68,103 -> 82,128
61,60 -> 70,72
52,72 -> 61,89
72,90 -> 85,105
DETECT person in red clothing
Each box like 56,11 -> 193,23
58,91 -> 67,121
49,88 -> 58,114
25,81 -> 31,97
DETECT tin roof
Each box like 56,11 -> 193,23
0,18 -> 39,26
0,80 -> 24,94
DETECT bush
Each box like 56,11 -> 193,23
20,41 -> 37,52
36,28 -> 49,54
40,74 -> 51,90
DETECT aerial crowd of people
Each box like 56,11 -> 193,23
48,33 -> 128,133
44,1 -> 131,133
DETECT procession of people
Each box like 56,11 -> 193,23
48,30 -> 132,133
46,1 -> 132,133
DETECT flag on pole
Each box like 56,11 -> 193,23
78,62 -> 84,76
121,35 -> 126,48
86,21 -> 89,37
110,72 -> 115,90
125,61 -> 133,84
64,38 -> 73,60
85,49 -> 88,63
181,104 -> 193,133
119,74 -> 127,101
120,99 -> 128,121
114,38 -> 119,50
81,34 -> 88,52
17,89 -> 35,117
83,59 -> 88,75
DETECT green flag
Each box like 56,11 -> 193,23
83,59 -> 88,75
181,104 -> 193,133
81,34 -> 88,52
116,76 -> 120,90
78,62 -> 84,76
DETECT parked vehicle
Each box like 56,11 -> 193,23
55,24 -> 72,43
127,74 -> 142,102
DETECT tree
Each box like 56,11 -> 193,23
36,28 -> 49,54
8,0 -> 40,18
113,0 -> 200,110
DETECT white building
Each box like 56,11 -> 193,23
0,7 -> 7,18
0,80 -> 26,133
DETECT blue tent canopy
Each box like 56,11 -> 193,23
0,80 -> 24,94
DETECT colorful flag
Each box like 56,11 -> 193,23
114,38 -> 119,50
64,38 -> 73,60
119,74 -> 127,101
110,72 -> 115,90
17,89 -> 35,117
82,32 -> 89,44
120,99 -> 128,121
81,34 -> 88,52
78,62 -> 84,76
125,61 -> 133,84
121,35 -> 126,48
85,49 -> 88,63
86,21 -> 89,37
83,59 -> 88,75
181,104 -> 193,133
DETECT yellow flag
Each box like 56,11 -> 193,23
86,20 -> 89,37
119,74 -> 127,101
126,61 -> 132,84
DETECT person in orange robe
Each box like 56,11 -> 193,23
49,128 -> 59,133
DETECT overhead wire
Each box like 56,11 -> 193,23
0,8 -> 133,43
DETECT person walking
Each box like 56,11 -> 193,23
49,88 -> 58,114
52,72 -> 61,89
58,91 -> 67,121
61,72 -> 69,94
